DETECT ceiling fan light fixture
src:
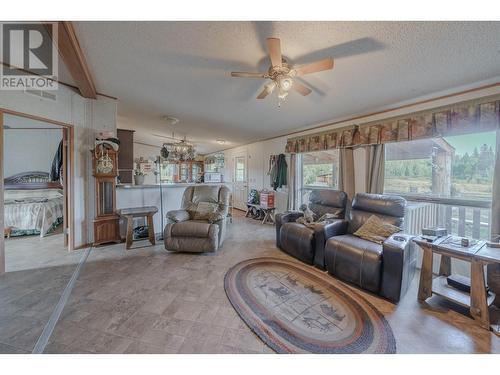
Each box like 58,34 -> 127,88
277,90 -> 289,100
277,75 -> 293,91
230,37 -> 334,104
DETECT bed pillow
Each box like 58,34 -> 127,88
4,189 -> 63,201
353,215 -> 401,244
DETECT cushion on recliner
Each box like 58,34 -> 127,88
353,215 -> 401,244
193,202 -> 219,220
308,204 -> 344,219
192,185 -> 220,204
171,221 -> 216,238
351,193 -> 406,217
166,209 -> 190,223
280,223 -> 315,264
325,234 -> 383,293
348,193 -> 406,234
348,210 -> 403,234
308,190 -> 347,219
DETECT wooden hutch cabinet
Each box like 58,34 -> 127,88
91,146 -> 121,246
160,160 -> 204,183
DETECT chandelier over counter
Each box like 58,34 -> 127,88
161,136 -> 196,162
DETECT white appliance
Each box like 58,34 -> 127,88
204,172 -> 222,183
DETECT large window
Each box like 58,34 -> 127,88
235,156 -> 246,182
384,132 -> 497,240
299,150 -> 340,203
384,131 -> 496,200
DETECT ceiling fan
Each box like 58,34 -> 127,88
231,38 -> 334,105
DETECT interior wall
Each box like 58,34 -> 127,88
3,129 -> 62,177
0,80 -> 117,250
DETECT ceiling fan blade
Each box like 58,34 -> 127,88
257,88 -> 271,99
257,82 -> 276,99
294,57 -> 334,76
292,81 -> 312,96
231,71 -> 267,78
267,38 -> 282,68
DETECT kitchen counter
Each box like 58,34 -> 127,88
116,182 -> 229,237
117,182 -> 226,189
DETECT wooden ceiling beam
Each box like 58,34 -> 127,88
52,21 -> 97,99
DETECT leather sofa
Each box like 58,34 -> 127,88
164,185 -> 231,252
324,193 -> 416,303
275,189 -> 348,268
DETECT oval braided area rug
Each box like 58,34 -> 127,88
224,257 -> 396,354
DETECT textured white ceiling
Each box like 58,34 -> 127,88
72,21 -> 500,154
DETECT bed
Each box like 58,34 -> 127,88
3,172 -> 64,237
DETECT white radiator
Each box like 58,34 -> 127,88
404,202 -> 438,235
275,190 -> 288,213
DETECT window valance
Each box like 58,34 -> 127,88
285,95 -> 500,154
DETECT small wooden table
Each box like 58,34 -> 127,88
415,235 -> 499,333
245,203 -> 276,225
117,206 -> 158,250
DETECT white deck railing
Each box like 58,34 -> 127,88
401,194 -> 492,240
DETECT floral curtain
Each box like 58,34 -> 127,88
285,96 -> 500,154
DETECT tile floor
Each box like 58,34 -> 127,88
1,210 -> 500,353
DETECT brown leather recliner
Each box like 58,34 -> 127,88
275,190 -> 348,268
324,193 -> 417,303
164,185 -> 231,253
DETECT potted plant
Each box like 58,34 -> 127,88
134,169 -> 146,185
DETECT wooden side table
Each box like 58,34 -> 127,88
415,236 -> 498,332
117,206 -> 158,250
245,203 -> 276,225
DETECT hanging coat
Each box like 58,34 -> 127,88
50,140 -> 63,182
273,154 -> 288,190
268,155 -> 277,187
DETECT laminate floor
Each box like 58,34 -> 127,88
1,211 -> 500,353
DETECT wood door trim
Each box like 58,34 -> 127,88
0,108 -> 74,128
0,109 -> 75,268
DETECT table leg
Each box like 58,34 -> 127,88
470,260 -> 490,329
439,255 -> 452,276
270,210 -> 275,224
147,214 -> 156,246
418,247 -> 433,301
125,216 -> 133,250
262,210 -> 268,224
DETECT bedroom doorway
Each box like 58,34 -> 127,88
1,110 -> 74,274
